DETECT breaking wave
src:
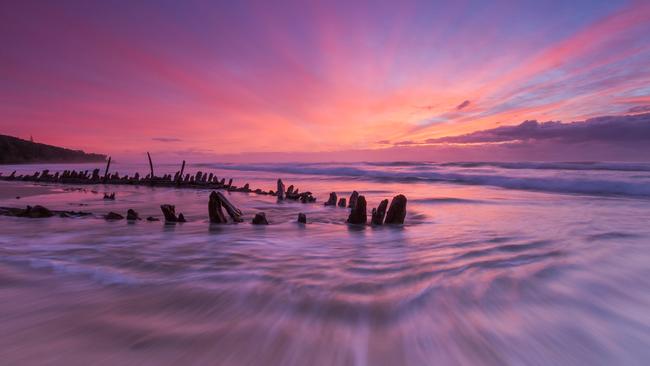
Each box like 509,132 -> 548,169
438,161 -> 650,172
200,162 -> 650,198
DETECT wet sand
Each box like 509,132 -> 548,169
0,181 -> 60,200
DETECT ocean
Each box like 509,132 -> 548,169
0,161 -> 649,365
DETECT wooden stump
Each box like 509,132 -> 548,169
371,199 -> 389,225
105,212 -> 124,220
160,204 -> 179,222
324,192 -> 338,206
348,191 -> 359,209
126,209 -> 140,221
208,191 -> 228,223
252,212 -> 269,225
385,194 -> 407,224
277,179 -> 286,200
347,195 -> 367,225
208,191 -> 243,223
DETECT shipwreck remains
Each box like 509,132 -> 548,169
0,161 -> 316,204
384,195 -> 407,225
348,191 -> 359,209
371,199 -> 389,225
209,191 -> 243,223
160,204 -> 186,223
251,212 -> 269,225
324,192 -> 338,206
0,153 -> 410,227
0,205 -> 91,219
105,212 -> 124,220
126,209 -> 140,221
347,195 -> 367,225
277,179 -> 286,200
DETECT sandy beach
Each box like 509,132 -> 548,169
0,181 -> 61,200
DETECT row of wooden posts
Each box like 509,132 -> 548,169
0,154 -> 316,201
0,153 -> 407,225
153,189 -> 407,226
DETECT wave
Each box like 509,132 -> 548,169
439,161 -> 650,172
201,162 -> 650,198
411,197 -> 485,204
344,161 -> 650,172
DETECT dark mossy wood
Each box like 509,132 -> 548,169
371,199 -> 389,225
347,195 -> 367,225
384,194 -> 407,224
252,212 -> 269,225
324,192 -> 337,206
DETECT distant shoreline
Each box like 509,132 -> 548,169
0,134 -> 107,165
0,159 -> 106,165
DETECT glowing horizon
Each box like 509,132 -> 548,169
1,0 -> 650,161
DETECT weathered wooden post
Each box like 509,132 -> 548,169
178,160 -> 186,185
147,152 -> 154,181
251,212 -> 269,225
384,195 -> 407,224
103,156 -> 111,183
348,191 -> 359,209
208,191 -> 227,223
347,195 -> 367,225
208,191 -> 243,223
277,179 -> 285,200
324,192 -> 337,206
371,199 -> 389,225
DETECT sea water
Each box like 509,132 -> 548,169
0,161 -> 649,365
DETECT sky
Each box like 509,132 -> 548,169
1,0 -> 650,162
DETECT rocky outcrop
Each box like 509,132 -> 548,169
103,192 -> 116,200
347,195 -> 367,225
297,212 -> 307,224
338,198 -> 346,207
384,194 -> 407,224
